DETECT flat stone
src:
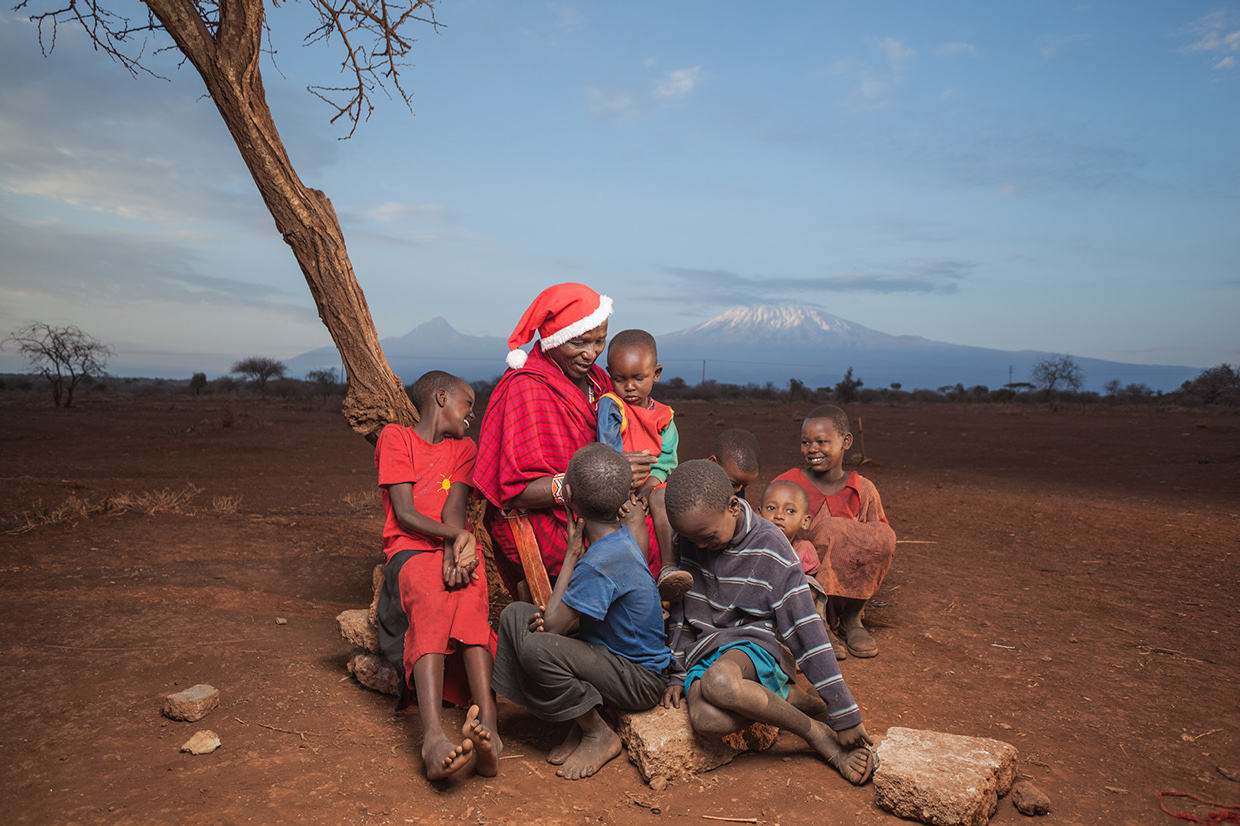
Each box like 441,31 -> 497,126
162,684 -> 220,722
347,652 -> 400,696
611,703 -> 778,783
337,608 -> 380,653
1010,780 -> 1051,816
874,727 -> 1018,826
367,564 -> 384,628
180,730 -> 221,755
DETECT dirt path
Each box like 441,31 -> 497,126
1,397 -> 1237,824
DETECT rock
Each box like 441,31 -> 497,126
874,727 -> 1019,826
368,564 -> 384,628
337,608 -> 380,653
347,652 -> 400,696
180,730 -> 221,755
162,684 -> 220,722
649,775 -> 668,791
1010,780 -> 1051,816
274,617 -> 287,625
611,703 -> 777,783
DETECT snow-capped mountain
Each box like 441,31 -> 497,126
288,306 -> 1199,392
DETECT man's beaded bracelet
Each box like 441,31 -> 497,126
551,473 -> 567,504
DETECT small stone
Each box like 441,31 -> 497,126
1104,786 -> 1128,795
1010,780 -> 1051,816
1219,766 -> 1238,782
180,730 -> 221,755
347,652 -> 400,696
274,617 -> 288,625
337,609 -> 381,653
875,727 -> 1018,826
649,775 -> 668,791
162,684 -> 220,722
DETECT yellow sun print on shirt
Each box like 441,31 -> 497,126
439,476 -> 452,492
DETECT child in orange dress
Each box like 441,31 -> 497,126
772,405 -> 896,659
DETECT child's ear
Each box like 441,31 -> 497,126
726,495 -> 741,516
435,388 -> 449,408
708,455 -> 719,465
843,431 -> 854,449
653,364 -> 663,383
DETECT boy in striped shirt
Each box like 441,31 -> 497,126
659,460 -> 876,785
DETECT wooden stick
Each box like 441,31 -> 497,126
702,817 -> 759,824
507,510 -> 553,607
855,416 -> 871,464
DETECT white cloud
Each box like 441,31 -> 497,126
1216,55 -> 1238,69
587,87 -> 638,118
654,66 -> 703,100
1179,10 -> 1240,71
363,202 -> 453,225
878,37 -> 915,68
940,88 -> 958,101
936,41 -> 978,58
827,38 -> 913,109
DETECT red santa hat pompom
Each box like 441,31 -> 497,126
505,283 -> 614,369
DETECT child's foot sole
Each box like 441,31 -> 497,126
657,568 -> 694,603
463,704 -> 501,777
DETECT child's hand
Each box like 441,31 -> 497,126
617,491 -> 647,520
635,477 -> 658,504
527,608 -> 546,633
661,684 -> 684,709
452,531 -> 480,580
835,722 -> 872,750
564,505 -> 586,565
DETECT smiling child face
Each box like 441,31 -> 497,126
800,417 -> 852,478
607,345 -> 662,407
442,381 -> 476,439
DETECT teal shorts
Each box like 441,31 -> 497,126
683,641 -> 791,700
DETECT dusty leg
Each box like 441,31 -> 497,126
461,645 -> 501,776
555,708 -> 622,780
411,654 -> 473,780
691,650 -> 871,783
547,723 -> 581,765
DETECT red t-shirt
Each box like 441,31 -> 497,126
374,425 -> 477,562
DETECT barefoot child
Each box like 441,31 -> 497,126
492,443 -> 671,780
772,405 -> 896,658
596,330 -> 683,599
373,370 -> 501,780
661,460 -> 876,785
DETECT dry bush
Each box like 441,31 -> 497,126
4,484 -> 203,533
110,484 -> 203,515
341,489 -> 381,512
212,495 -> 243,514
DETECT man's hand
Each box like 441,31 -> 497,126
661,683 -> 684,709
622,450 -> 655,489
835,722 -> 872,750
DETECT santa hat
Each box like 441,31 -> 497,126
506,283 -> 614,369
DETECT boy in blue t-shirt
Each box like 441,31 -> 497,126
492,443 -> 670,781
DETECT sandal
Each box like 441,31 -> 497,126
827,625 -> 847,660
828,742 -> 879,786
839,623 -> 878,658
657,567 -> 694,603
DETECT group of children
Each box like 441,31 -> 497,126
372,330 -> 894,785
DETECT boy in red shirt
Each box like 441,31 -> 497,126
373,370 -> 500,780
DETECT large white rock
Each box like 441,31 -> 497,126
874,727 -> 1018,826
611,703 -> 778,783
336,608 -> 381,654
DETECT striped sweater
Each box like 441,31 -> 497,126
667,499 -> 863,732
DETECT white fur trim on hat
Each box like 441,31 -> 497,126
539,294 -> 614,351
506,348 -> 529,370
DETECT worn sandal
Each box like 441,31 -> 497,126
840,623 -> 878,658
827,625 -> 847,660
829,742 -> 879,785
657,567 -> 694,603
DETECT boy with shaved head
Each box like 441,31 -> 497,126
661,460 -> 876,785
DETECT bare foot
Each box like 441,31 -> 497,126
547,723 -> 581,766
463,704 -> 502,778
556,726 -> 622,780
803,717 -> 874,785
423,735 -> 473,781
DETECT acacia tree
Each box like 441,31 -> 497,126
1030,354 -> 1084,406
16,0 -> 433,438
232,356 -> 286,396
3,322 -> 114,407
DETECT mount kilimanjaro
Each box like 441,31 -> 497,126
287,305 -> 1198,393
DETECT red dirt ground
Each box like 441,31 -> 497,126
1,396 -> 1237,825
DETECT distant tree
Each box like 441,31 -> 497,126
990,387 -> 1017,403
232,357 -> 287,397
1179,364 -> 1239,406
189,372 -> 209,396
1030,355 -> 1084,405
789,378 -> 805,401
3,322 -> 113,407
834,367 -> 864,404
1104,379 -> 1122,398
307,368 -> 340,405
890,382 -> 902,391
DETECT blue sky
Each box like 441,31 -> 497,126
1,1 -> 1237,379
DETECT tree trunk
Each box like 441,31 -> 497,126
142,0 -> 416,439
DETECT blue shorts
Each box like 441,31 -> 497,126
683,641 -> 791,700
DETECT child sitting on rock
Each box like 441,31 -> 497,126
596,329 -> 682,599
373,370 -> 500,781
772,405 -> 896,659
661,459 -> 876,785
492,443 -> 671,780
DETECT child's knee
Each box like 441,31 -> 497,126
698,663 -> 742,706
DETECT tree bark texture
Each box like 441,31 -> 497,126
142,0 -> 417,439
